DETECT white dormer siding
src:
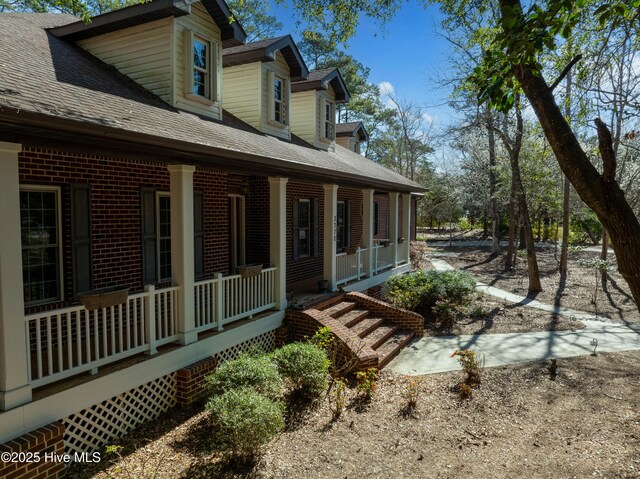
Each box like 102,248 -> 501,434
173,3 -> 223,119
77,2 -> 224,121
77,18 -> 174,103
290,85 -> 336,150
222,51 -> 291,141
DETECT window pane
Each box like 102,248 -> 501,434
193,70 -> 206,97
298,200 -> 310,228
274,79 -> 282,101
20,190 -> 60,304
194,40 -> 207,69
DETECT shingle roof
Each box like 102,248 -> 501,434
291,68 -> 350,102
0,13 -> 423,192
336,122 -> 369,141
222,34 -> 308,81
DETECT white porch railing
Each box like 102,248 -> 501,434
372,242 -> 395,274
24,286 -> 179,388
396,241 -> 409,265
194,267 -> 277,334
336,248 -> 368,286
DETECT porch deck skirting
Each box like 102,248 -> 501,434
25,267 -> 278,389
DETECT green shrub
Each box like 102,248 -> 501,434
271,342 -> 330,397
206,388 -> 284,456
384,270 -> 476,316
206,353 -> 282,400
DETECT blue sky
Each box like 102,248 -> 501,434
266,1 -> 460,130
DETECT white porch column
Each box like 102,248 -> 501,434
268,177 -> 288,310
402,194 -> 412,263
168,164 -> 196,345
0,142 -> 32,410
323,184 -> 338,290
389,192 -> 399,265
362,189 -> 374,277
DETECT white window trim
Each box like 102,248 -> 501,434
20,184 -> 64,306
184,29 -> 219,106
268,70 -> 289,128
319,97 -> 335,144
156,192 -> 171,283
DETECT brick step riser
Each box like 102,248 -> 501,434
377,332 -> 415,368
365,325 -> 400,350
350,317 -> 386,338
340,310 -> 370,328
324,302 -> 357,318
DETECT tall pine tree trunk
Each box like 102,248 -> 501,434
487,107 -> 501,255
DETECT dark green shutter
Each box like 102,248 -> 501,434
71,184 -> 93,294
313,198 -> 320,256
346,200 -> 352,248
292,198 -> 299,260
141,187 -> 157,285
374,202 -> 380,236
194,190 -> 205,279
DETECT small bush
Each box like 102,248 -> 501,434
451,349 -> 483,399
384,270 -> 476,321
355,367 -> 379,399
206,353 -> 282,400
206,388 -> 284,456
271,342 -> 330,397
331,377 -> 347,418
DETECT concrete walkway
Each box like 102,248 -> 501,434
387,259 -> 640,375
427,239 -> 609,254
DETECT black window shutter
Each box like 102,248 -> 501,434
292,198 -> 299,260
346,199 -> 352,248
313,198 -> 320,256
71,184 -> 93,294
386,210 -> 390,239
374,202 -> 379,236
194,190 -> 205,279
141,187 -> 157,285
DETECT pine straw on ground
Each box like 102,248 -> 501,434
70,351 -> 640,479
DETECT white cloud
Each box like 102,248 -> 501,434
378,81 -> 395,96
421,112 -> 434,124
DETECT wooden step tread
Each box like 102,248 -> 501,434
377,330 -> 415,368
324,301 -> 356,318
337,309 -> 369,327
350,316 -> 385,338
363,324 -> 399,350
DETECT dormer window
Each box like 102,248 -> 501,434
271,74 -> 288,125
193,37 -> 210,98
184,30 -> 218,104
274,77 -> 284,122
324,101 -> 334,140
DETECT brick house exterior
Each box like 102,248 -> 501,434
0,2 -> 425,471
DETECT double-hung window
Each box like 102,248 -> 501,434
324,101 -> 334,140
193,36 -> 210,98
274,76 -> 285,123
185,30 -> 217,103
293,198 -> 320,259
20,187 -> 62,305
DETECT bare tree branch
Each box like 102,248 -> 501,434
548,54 -> 583,93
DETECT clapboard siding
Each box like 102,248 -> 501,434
173,2 -> 223,119
290,90 -> 317,145
260,53 -> 291,140
78,18 -> 173,102
222,63 -> 262,127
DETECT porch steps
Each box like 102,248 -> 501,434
317,299 -> 415,370
324,301 -> 357,318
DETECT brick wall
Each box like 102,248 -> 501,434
286,181 -> 324,284
175,357 -> 218,407
0,422 -> 65,479
19,147 -> 272,315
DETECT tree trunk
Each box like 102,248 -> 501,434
559,176 -> 570,279
500,0 -> 640,310
487,107 -> 501,255
505,175 -> 517,270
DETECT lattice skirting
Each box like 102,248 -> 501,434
214,329 -> 276,363
63,373 -> 177,455
63,329 -> 276,455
